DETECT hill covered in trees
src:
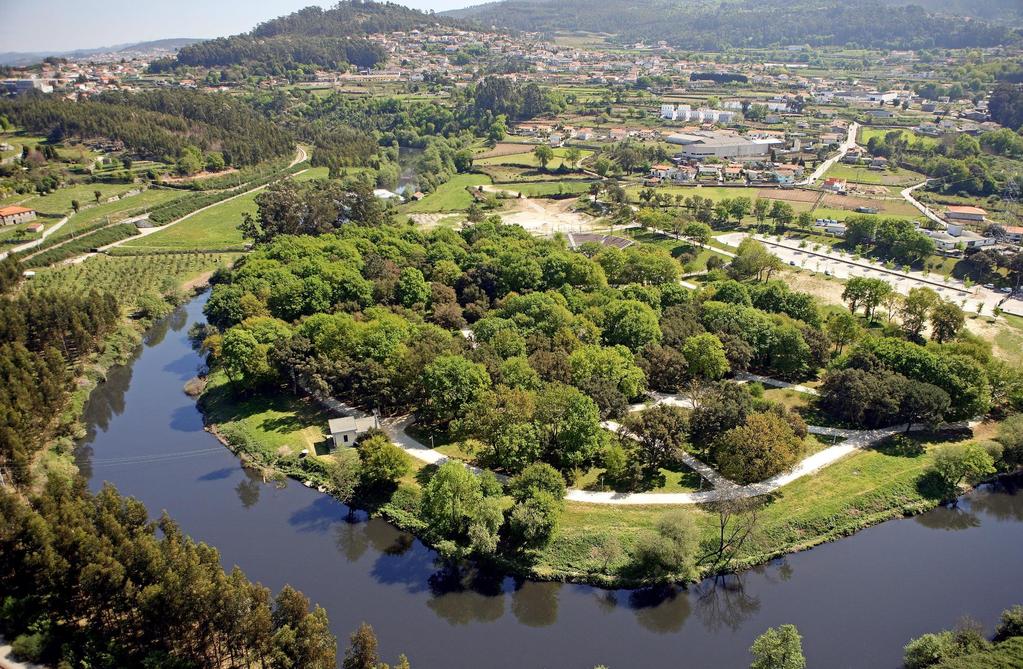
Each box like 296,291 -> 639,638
0,90 -> 293,168
448,0 -> 1021,50
151,1 -> 471,75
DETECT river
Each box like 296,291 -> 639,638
74,294 -> 1023,668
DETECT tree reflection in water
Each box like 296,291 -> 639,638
426,565 -> 505,625
511,580 -> 561,627
693,575 -> 761,633
628,585 -> 692,634
235,467 -> 263,509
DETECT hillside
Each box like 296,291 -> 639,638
154,1 -> 471,73
0,38 -> 202,66
447,0 -> 1022,50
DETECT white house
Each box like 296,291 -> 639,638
329,415 -> 380,448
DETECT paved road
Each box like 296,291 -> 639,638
799,122 -> 859,186
721,231 -> 1008,315
0,215 -> 69,261
900,180 -> 947,227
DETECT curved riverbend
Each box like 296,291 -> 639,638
75,294 -> 1023,668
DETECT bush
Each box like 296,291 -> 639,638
995,605 -> 1023,641
11,632 -> 46,663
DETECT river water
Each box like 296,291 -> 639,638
75,295 -> 1023,668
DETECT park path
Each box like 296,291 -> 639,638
734,371 -> 819,396
304,377 -> 968,506
64,146 -> 309,265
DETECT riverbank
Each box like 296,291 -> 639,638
196,367 -> 980,588
33,265 -> 229,488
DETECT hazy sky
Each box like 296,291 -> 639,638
0,0 -> 483,53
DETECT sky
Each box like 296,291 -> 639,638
0,0 -> 485,53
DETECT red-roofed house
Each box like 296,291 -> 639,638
0,206 -> 36,226
823,177 -> 847,193
1003,226 -> 1023,245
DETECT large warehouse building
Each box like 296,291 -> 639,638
666,131 -> 783,160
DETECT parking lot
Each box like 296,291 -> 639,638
718,232 -> 1023,317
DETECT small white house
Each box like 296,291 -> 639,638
329,415 -> 380,448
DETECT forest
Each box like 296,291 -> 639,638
153,1 -> 468,76
450,0 -> 1021,50
0,90 -> 293,168
0,479 -> 339,668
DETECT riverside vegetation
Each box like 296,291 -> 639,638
192,176 -> 1023,587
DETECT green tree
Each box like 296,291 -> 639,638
682,333 -> 730,381
931,442 -> 995,499
825,311 -> 860,354
750,624 -> 806,669
359,434 -> 410,486
930,300 -> 965,343
900,287 -> 938,339
533,144 -> 555,171
715,412 -> 802,484
396,267 -> 430,307
421,355 -> 491,424
601,299 -> 662,351
633,510 -> 699,579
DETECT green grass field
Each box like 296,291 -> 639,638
476,147 -> 593,170
858,127 -> 939,150
403,174 -> 492,213
122,191 -> 256,252
493,180 -> 595,197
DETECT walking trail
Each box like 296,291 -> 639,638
305,376 -> 971,506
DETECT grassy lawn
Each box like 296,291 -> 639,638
201,371 -> 333,461
403,174 -> 492,213
122,191 -> 256,252
542,433 -> 951,582
494,180 -> 595,197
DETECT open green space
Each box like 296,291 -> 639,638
122,191 -> 256,252
402,173 -> 492,213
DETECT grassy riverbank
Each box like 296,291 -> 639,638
196,378 -> 974,588
35,256 -> 236,487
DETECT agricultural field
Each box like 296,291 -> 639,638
121,191 -> 257,252
57,188 -> 184,237
28,252 -> 238,302
476,146 -> 593,170
823,163 -> 925,186
1,183 -> 141,216
23,223 -> 140,267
